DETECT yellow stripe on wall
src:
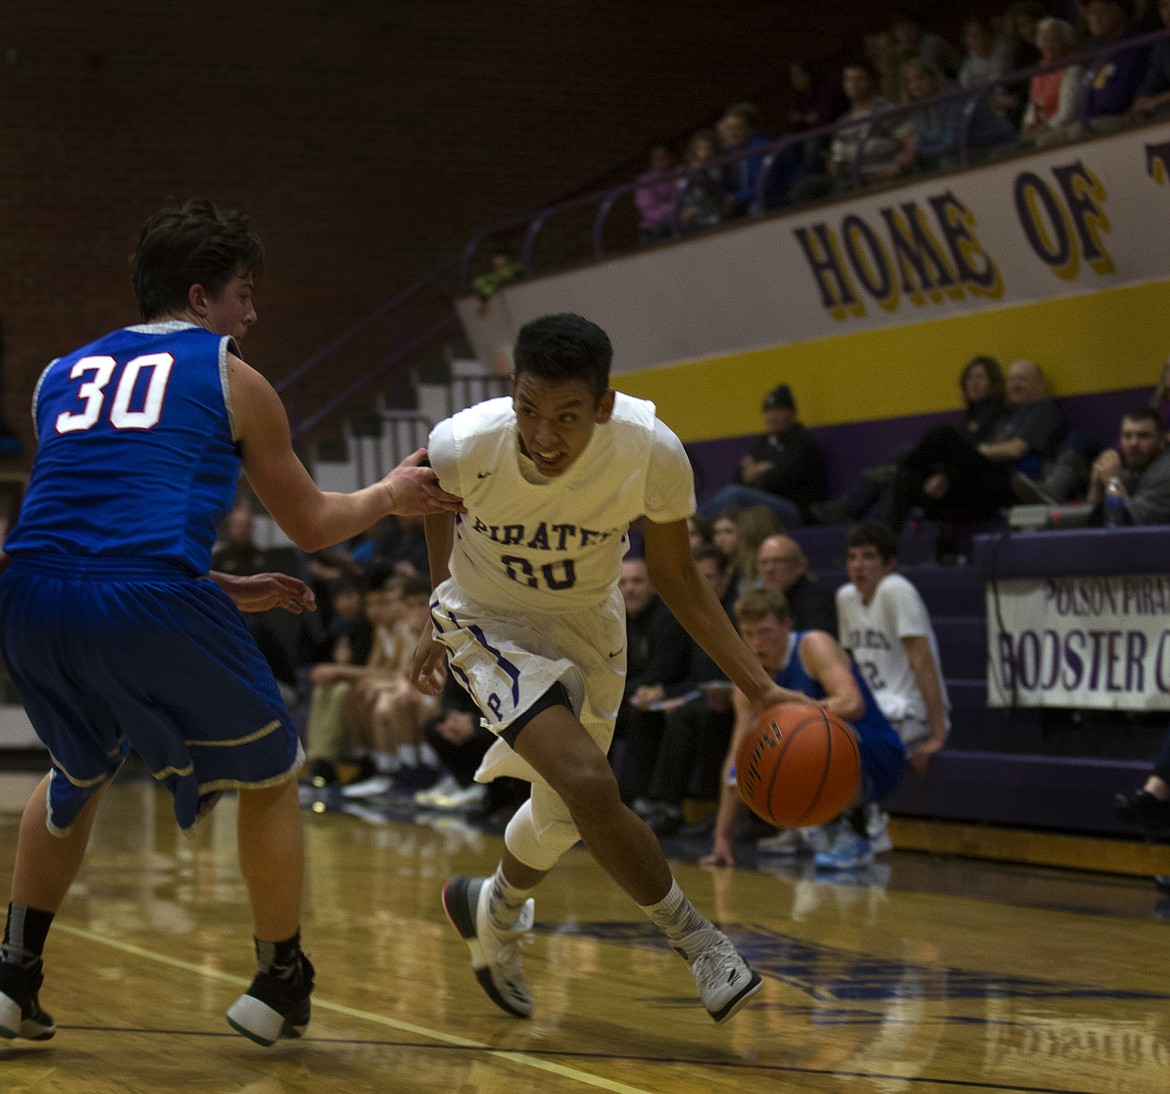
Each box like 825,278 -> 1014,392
615,280 -> 1170,443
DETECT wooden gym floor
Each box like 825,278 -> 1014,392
0,768 -> 1167,1093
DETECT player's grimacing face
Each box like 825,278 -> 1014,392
512,373 -> 614,477
739,614 -> 790,670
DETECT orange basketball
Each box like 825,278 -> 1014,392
735,703 -> 861,828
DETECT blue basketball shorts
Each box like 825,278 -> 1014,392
0,558 -> 301,834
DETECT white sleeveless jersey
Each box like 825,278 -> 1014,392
836,572 -> 950,726
428,393 -> 695,614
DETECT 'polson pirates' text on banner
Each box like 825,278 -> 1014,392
987,574 -> 1170,711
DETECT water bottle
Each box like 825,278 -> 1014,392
1104,477 -> 1126,527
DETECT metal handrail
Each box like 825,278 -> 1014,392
282,26 -> 1170,443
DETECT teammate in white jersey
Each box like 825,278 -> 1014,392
836,522 -> 949,775
411,313 -> 802,1023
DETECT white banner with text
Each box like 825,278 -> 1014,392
987,574 -> 1170,710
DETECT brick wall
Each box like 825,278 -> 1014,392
0,0 -> 995,462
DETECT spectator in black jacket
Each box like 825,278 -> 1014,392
699,384 -> 827,526
614,556 -> 690,805
757,534 -> 837,636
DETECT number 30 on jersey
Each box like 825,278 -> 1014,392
55,353 -> 174,434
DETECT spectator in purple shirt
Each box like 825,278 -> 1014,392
1082,0 -> 1150,125
634,143 -> 680,243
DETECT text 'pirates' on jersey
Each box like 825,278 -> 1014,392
428,394 -> 695,613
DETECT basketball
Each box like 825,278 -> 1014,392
735,703 -> 861,828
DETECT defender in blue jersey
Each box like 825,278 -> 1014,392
705,586 -> 906,870
0,199 -> 463,1047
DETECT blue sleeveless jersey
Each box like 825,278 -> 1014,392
6,322 -> 240,574
777,631 -> 906,801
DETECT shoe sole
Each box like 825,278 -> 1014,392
709,969 -> 763,1023
225,994 -> 308,1047
442,877 -> 532,1019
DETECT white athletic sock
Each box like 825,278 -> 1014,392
485,864 -> 532,932
639,879 -> 710,945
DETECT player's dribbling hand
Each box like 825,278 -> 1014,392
410,625 -> 448,697
382,449 -> 466,516
700,839 -> 738,868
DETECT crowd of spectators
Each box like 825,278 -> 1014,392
630,1 -> 1170,238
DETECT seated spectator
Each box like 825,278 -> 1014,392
698,384 -> 826,526
710,511 -> 751,589
958,16 -> 1013,89
634,143 -> 679,242
211,502 -> 271,577
345,575 -> 441,796
614,557 -> 690,805
865,29 -> 902,100
1113,723 -> 1170,832
212,502 -> 317,706
687,513 -> 714,553
785,59 -> 846,171
891,58 -> 1018,176
472,250 -> 524,315
633,547 -> 740,836
890,11 -> 962,78
1081,0 -> 1151,129
717,102 -> 800,215
838,523 -> 949,775
414,674 -> 528,821
790,61 -> 914,204
888,359 -> 1065,532
1130,0 -> 1170,120
1083,407 -> 1170,524
757,533 -> 838,636
300,575 -> 376,788
814,355 -> 1007,525
1005,0 -> 1047,71
1021,18 -> 1087,141
352,513 -> 429,579
677,129 -> 725,233
701,586 -> 905,869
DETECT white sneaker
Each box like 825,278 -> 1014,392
431,783 -> 488,811
814,824 -> 875,871
757,826 -> 820,855
672,927 -> 762,1023
341,774 -> 393,799
413,774 -> 459,806
442,875 -> 535,1018
865,804 -> 893,855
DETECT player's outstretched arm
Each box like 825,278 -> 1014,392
229,356 -> 463,552
208,570 -> 317,614
643,517 -> 802,713
797,632 -> 865,722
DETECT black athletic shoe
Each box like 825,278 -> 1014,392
0,960 -> 56,1041
226,952 -> 315,1046
1113,789 -> 1170,832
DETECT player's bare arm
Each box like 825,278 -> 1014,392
228,355 -> 464,551
797,632 -> 865,722
642,518 -> 801,712
410,511 -> 457,697
208,570 -> 316,614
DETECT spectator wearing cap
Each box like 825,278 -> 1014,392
698,383 -> 827,526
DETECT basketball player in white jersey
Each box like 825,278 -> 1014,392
411,313 -> 801,1023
